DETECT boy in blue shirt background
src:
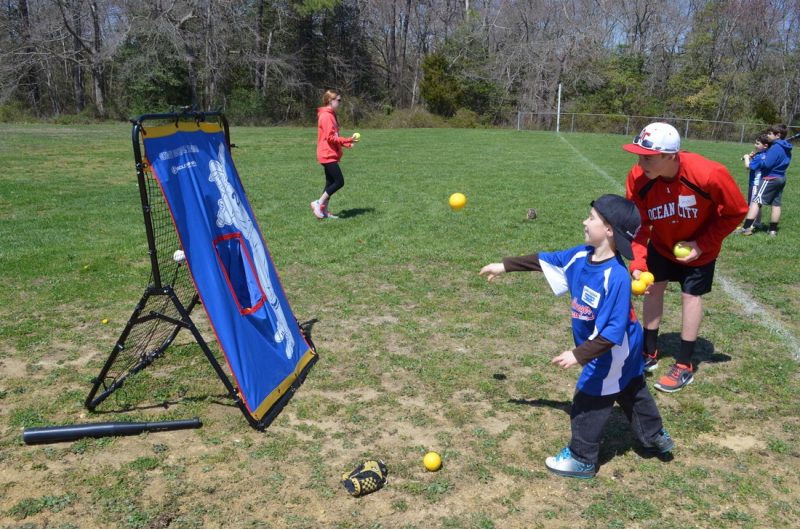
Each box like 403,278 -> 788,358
480,194 -> 673,478
742,133 -> 769,227
741,124 -> 793,236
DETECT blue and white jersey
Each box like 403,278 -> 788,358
538,245 -> 644,396
749,151 -> 767,189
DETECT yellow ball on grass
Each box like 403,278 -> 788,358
423,451 -> 442,471
448,193 -> 467,211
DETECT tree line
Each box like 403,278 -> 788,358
1,0 -> 799,127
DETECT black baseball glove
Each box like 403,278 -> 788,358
341,460 -> 389,497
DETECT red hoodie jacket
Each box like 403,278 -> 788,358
317,106 -> 352,164
625,151 -> 747,272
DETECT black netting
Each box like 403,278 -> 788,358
89,165 -> 202,400
87,119 -> 224,408
144,165 -> 195,302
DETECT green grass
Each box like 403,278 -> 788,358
1,124 -> 799,528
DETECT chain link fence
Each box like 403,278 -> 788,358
515,111 -> 783,143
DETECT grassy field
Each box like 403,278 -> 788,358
1,124 -> 798,529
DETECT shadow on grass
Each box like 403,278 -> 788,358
299,318 -> 320,347
598,408 -> 675,466
90,394 -> 237,414
336,207 -> 376,218
508,398 -> 571,413
655,333 -> 731,370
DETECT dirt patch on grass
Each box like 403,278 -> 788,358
699,433 -> 766,452
0,356 -> 28,378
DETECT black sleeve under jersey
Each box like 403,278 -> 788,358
502,254 -> 541,272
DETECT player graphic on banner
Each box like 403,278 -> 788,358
209,142 -> 295,359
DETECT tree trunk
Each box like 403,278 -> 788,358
18,0 -> 41,109
399,0 -> 410,105
89,1 -> 105,116
255,0 -> 265,93
388,0 -> 397,101
203,2 -> 213,108
184,38 -> 199,109
261,31 -> 273,96
70,0 -> 85,113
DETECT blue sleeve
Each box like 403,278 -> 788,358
593,269 -> 631,346
538,245 -> 585,268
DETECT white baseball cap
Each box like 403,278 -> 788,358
623,122 -> 681,155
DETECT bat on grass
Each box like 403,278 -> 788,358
23,418 -> 202,445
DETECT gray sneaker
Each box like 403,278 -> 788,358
645,428 -> 674,454
643,350 -> 659,373
545,447 -> 596,479
654,363 -> 694,393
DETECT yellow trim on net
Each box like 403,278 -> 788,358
143,121 -> 223,139
252,348 -> 318,420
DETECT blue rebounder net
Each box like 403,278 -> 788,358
85,111 -> 316,430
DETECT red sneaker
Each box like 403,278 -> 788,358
654,363 -> 694,393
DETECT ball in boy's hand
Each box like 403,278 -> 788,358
631,279 -> 648,296
673,242 -> 691,258
639,271 -> 655,285
449,193 -> 467,211
352,132 -> 361,142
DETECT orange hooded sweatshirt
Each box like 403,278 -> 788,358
317,106 -> 352,164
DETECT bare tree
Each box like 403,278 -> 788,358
51,0 -> 132,116
0,0 -> 798,124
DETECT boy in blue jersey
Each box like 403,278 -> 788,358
480,194 -> 673,478
741,134 -> 769,227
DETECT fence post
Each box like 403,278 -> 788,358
517,111 -> 521,131
740,124 -> 745,143
625,116 -> 630,136
684,119 -> 689,139
571,113 -> 575,133
556,83 -> 562,133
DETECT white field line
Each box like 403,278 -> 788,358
558,134 -> 800,360
716,276 -> 800,359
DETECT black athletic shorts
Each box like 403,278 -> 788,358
647,243 -> 716,296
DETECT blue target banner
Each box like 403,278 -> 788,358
142,121 -> 314,420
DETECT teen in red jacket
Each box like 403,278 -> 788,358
311,90 -> 357,219
624,122 -> 747,393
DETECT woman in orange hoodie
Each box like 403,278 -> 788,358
311,90 -> 357,219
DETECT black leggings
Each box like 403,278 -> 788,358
569,375 -> 664,465
323,162 -> 345,196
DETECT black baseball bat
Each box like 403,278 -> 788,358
22,418 -> 202,445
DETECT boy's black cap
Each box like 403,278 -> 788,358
590,194 -> 641,260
